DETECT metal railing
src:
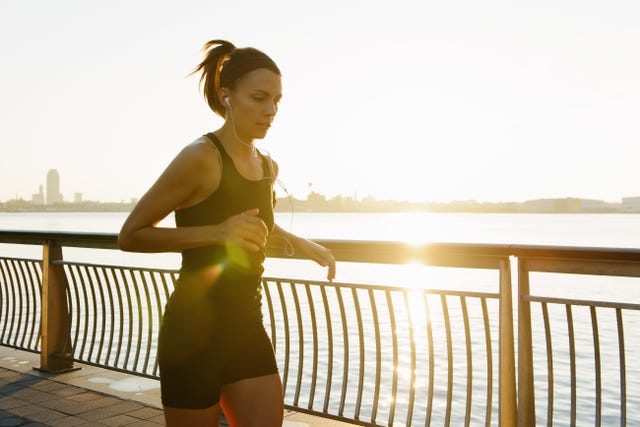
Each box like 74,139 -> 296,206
1,231 -> 639,426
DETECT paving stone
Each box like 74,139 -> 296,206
4,403 -> 44,418
79,404 -> 133,422
46,416 -> 89,427
26,407 -> 67,423
9,389 -> 57,404
125,420 -> 162,427
99,414 -> 140,426
0,416 -> 27,427
0,384 -> 25,395
107,401 -> 145,414
0,397 -> 29,410
49,387 -> 85,398
84,396 -> 123,410
125,407 -> 162,420
147,414 -> 164,424
0,371 -> 21,380
30,381 -> 69,393
66,392 -> 102,403
45,401 -> 95,416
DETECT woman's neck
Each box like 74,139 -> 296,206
215,125 -> 256,161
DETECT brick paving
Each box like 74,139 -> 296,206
0,368 -> 164,427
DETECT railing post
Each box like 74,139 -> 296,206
518,259 -> 536,426
40,242 -> 74,372
499,257 -> 517,426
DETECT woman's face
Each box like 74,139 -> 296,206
227,68 -> 282,141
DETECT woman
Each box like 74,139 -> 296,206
118,39 -> 336,427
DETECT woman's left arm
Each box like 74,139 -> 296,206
269,224 -> 336,282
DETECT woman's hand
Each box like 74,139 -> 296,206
293,237 -> 336,282
221,208 -> 269,252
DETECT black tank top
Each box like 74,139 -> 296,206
175,133 -> 275,275
173,134 -> 276,322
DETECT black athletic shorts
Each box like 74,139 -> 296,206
158,277 -> 278,409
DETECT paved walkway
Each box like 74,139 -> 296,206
0,347 -> 356,427
0,366 -> 164,426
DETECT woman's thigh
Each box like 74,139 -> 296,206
220,373 -> 283,427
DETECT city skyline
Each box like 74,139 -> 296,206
2,167 -> 640,206
1,1 -> 639,204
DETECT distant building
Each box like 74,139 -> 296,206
31,185 -> 44,205
46,169 -> 63,205
74,192 -> 83,203
622,197 -> 640,212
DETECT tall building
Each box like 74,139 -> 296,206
32,185 -> 44,205
46,169 -> 63,205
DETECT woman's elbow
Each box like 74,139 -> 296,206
117,227 -> 137,252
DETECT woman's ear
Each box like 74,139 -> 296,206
218,88 -> 230,108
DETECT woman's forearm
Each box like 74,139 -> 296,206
118,224 -> 224,253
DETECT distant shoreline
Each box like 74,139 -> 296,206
0,199 -> 640,214
1,194 -> 639,214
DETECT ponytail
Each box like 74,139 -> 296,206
191,39 -> 281,117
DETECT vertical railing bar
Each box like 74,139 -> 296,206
60,265 -> 75,358
119,269 -> 135,371
79,265 -> 99,362
66,265 -> 83,360
336,285 -> 350,417
616,309 -> 626,427
109,267 -> 126,368
159,271 -> 171,300
424,292 -> 435,427
36,261 -> 45,350
29,260 -> 43,351
461,296 -> 472,427
139,271 -> 155,375
403,290 -> 417,426
130,269 -> 145,372
149,272 -> 165,376
262,279 -> 277,352
12,259 -> 27,348
542,302 -> 554,427
6,260 -> 20,347
0,259 -> 12,343
69,265 -> 90,359
18,261 -> 36,348
480,297 -> 492,427
24,261 -> 40,351
276,281 -> 291,394
319,285 -> 334,413
304,284 -> 319,410
385,290 -> 398,427
290,282 -> 305,407
442,294 -> 453,427
90,266 -> 108,365
17,260 -> 32,349
20,260 -> 36,349
6,260 -> 21,347
566,304 -> 577,427
368,289 -> 382,424
352,287 -> 366,421
98,266 -> 116,367
590,306 -> 601,427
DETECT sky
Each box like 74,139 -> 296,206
1,1 -> 639,204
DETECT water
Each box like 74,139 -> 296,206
2,212 -> 640,425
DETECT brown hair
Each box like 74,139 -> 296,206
191,40 -> 281,117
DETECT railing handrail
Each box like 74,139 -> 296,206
2,230 -> 640,264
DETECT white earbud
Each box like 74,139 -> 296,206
224,96 -> 231,107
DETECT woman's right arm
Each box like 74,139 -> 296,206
118,141 -> 268,253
